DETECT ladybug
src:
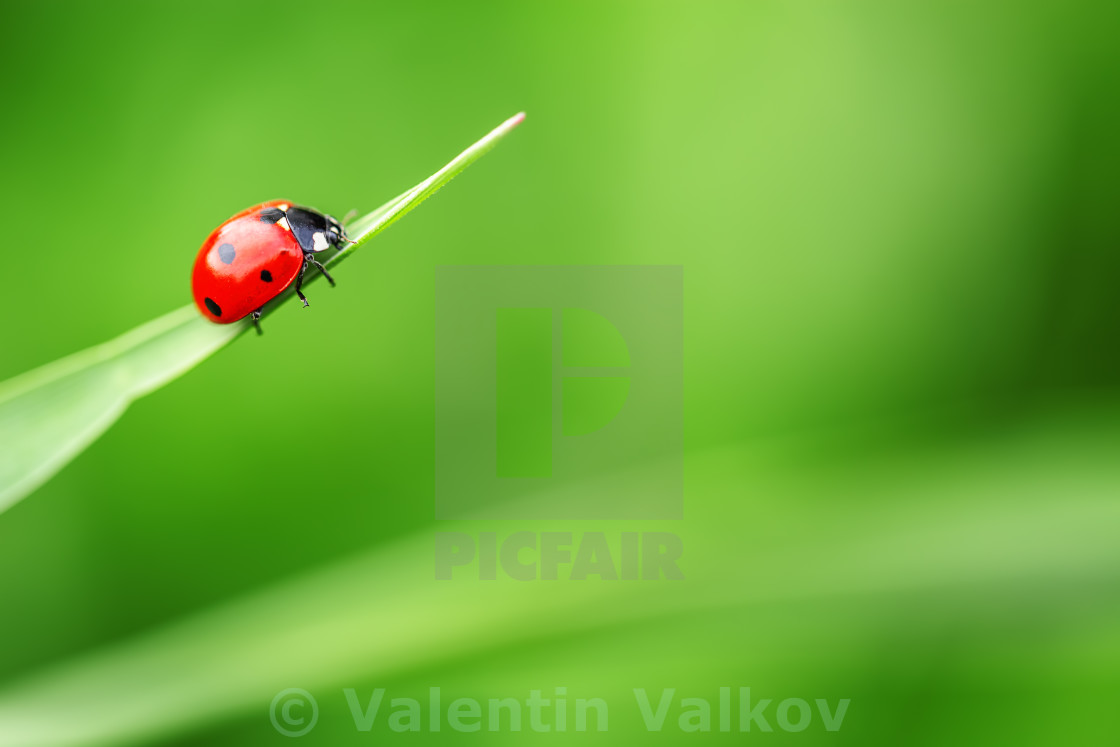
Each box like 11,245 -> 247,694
191,200 -> 351,332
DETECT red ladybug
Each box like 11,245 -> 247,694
191,200 -> 350,332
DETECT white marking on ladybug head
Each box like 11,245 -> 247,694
277,216 -> 291,231
311,231 -> 328,252
278,203 -> 289,212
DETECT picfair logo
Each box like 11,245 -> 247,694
496,306 -> 632,477
435,266 -> 682,519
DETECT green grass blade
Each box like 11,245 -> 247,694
0,308 -> 242,513
345,112 -> 527,247
0,113 -> 525,514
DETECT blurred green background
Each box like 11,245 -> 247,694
1,0 -> 1118,744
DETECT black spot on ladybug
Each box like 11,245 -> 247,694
218,243 -> 236,265
204,297 -> 222,317
260,270 -> 273,282
259,208 -> 285,224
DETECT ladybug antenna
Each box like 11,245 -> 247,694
341,209 -> 359,227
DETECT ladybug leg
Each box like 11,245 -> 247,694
307,255 -> 336,287
250,308 -> 264,335
294,260 -> 310,307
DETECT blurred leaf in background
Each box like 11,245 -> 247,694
0,0 -> 1117,745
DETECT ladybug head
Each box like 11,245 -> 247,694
325,214 -> 351,247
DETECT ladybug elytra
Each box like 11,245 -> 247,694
190,200 -> 350,332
